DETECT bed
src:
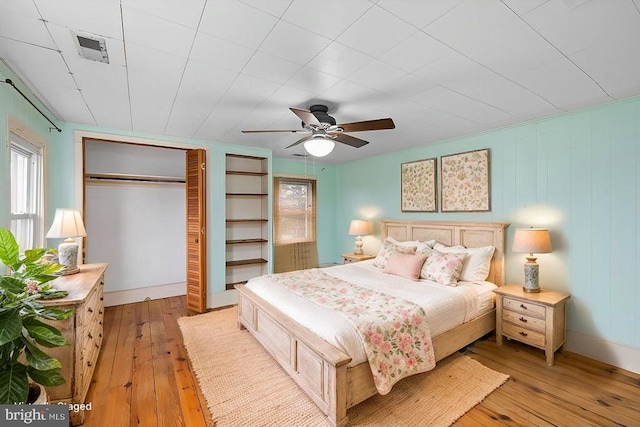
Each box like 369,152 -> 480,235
235,220 -> 508,426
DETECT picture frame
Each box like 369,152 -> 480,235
401,157 -> 437,212
441,148 -> 490,212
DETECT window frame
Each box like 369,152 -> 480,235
7,117 -> 47,250
273,175 -> 317,245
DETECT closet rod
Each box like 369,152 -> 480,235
85,173 -> 185,184
2,79 -> 62,133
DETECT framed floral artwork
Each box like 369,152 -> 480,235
401,158 -> 437,212
441,148 -> 490,212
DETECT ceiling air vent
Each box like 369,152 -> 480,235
71,31 -> 109,64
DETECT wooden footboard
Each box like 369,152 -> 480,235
236,284 -> 496,426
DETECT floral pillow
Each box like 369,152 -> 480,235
383,250 -> 428,281
433,243 -> 495,282
420,251 -> 467,286
373,238 -> 417,269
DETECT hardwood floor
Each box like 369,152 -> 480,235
85,297 -> 640,426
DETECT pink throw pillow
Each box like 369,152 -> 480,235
420,251 -> 467,286
383,250 -> 428,281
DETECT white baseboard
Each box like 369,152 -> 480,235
566,330 -> 640,374
103,282 -> 185,307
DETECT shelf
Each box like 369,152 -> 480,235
226,170 -> 268,176
226,219 -> 268,223
226,238 -> 268,244
225,280 -> 247,291
226,258 -> 268,267
226,192 -> 268,196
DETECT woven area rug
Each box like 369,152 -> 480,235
178,306 -> 509,427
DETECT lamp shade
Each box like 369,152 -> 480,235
512,228 -> 551,254
304,137 -> 335,157
348,220 -> 371,236
46,209 -> 87,239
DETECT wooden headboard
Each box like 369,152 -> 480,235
380,219 -> 509,286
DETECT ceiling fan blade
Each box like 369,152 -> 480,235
290,107 -> 321,127
285,135 -> 311,149
242,129 -> 308,133
333,133 -> 369,148
336,118 -> 395,133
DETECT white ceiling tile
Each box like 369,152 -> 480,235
423,0 -> 515,54
376,0 -> 463,28
123,6 -> 196,58
569,36 -> 640,101
307,42 -> 374,78
522,0 -> 640,55
121,0 -> 206,29
317,80 -> 385,106
33,0 -> 123,40
258,21 -> 331,65
35,84 -> 95,124
282,0 -> 373,39
336,6 -> 417,57
165,59 -> 238,135
470,19 -> 562,78
500,0 -> 549,16
126,43 -> 187,133
219,74 -> 281,111
242,51 -> 302,84
379,31 -> 453,73
81,78 -> 132,130
413,85 -> 511,124
513,57 -> 609,110
238,0 -> 292,18
346,60 -> 408,92
189,31 -> 254,73
199,0 -> 278,49
0,0 -> 40,17
0,8 -> 55,49
285,67 -> 342,94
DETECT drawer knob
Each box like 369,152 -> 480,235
95,343 -> 99,348
88,332 -> 93,339
520,304 -> 527,310
87,361 -> 92,367
99,310 -> 103,315
519,317 -> 527,323
87,307 -> 93,313
519,331 -> 528,337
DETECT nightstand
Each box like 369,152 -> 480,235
342,253 -> 375,264
493,285 -> 570,366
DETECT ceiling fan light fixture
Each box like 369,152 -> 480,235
304,137 -> 335,157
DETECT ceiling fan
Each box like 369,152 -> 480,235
241,104 -> 395,157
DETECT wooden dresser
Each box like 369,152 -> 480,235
41,263 -> 108,425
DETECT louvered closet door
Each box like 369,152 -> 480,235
186,149 -> 207,313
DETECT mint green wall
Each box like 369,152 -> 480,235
272,158 -> 338,264
333,97 -> 640,350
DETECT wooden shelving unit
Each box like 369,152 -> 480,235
225,154 -> 269,291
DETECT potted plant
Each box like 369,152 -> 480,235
0,227 -> 73,404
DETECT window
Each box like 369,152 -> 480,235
10,132 -> 44,250
273,177 -> 316,245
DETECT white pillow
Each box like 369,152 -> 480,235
417,239 -> 437,252
387,236 -> 419,248
433,243 -> 495,282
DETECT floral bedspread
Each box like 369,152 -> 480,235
270,268 -> 436,394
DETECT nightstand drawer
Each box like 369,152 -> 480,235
503,322 -> 545,348
503,297 -> 545,319
503,310 -> 546,333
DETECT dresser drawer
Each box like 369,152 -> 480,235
503,322 -> 545,348
503,310 -> 546,333
503,297 -> 545,319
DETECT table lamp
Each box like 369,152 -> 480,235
512,228 -> 552,293
46,209 -> 87,275
348,220 -> 371,255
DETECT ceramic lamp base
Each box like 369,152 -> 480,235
58,240 -> 80,275
523,259 -> 540,293
354,235 -> 363,255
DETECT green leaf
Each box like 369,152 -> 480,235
27,366 -> 66,387
0,276 -> 26,293
0,364 -> 29,404
23,248 -> 46,265
0,228 -> 20,270
32,306 -> 74,321
0,309 -> 22,346
23,318 -> 68,348
21,337 -> 62,371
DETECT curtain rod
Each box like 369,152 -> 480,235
2,78 -> 62,133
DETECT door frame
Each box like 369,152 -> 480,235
74,130 -> 208,305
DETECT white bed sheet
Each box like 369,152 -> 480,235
245,260 -> 497,366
